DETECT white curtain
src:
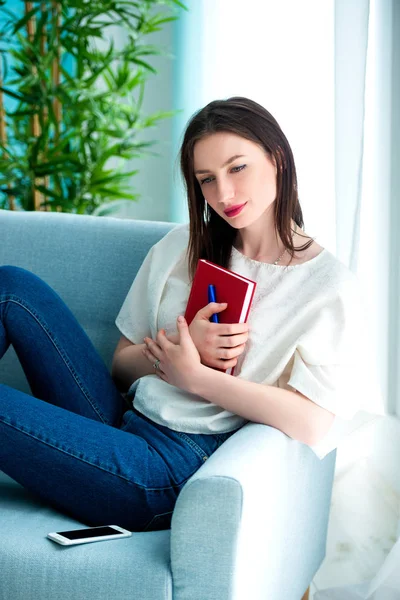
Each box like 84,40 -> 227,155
334,0 -> 370,273
317,1 -> 398,597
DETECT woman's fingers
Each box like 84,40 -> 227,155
219,332 -> 249,348
142,324 -> 247,377
142,338 -> 164,373
217,343 -> 246,361
216,357 -> 238,369
216,322 -> 249,336
195,330 -> 249,368
142,345 -> 156,363
142,344 -> 166,379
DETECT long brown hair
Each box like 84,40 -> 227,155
179,96 -> 314,281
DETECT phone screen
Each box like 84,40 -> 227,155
57,526 -> 121,540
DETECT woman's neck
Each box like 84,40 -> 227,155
234,219 -> 296,263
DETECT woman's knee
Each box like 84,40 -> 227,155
0,266 -> 56,313
0,265 -> 33,283
0,266 -> 42,293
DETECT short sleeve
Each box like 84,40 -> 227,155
115,223 -> 190,345
286,282 -> 385,459
115,245 -> 155,344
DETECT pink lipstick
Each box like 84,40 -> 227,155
224,202 -> 247,217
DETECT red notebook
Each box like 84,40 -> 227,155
184,259 -> 257,375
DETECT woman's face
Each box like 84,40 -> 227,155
193,132 -> 277,228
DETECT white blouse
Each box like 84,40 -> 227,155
115,224 -> 384,459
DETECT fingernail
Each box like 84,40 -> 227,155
178,315 -> 185,323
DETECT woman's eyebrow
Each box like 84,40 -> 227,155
194,154 -> 246,175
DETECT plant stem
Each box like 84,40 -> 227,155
25,1 -> 42,210
41,1 -> 50,210
0,61 -> 15,210
52,1 -> 62,211
52,2 -> 61,140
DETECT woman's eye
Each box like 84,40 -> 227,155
200,164 -> 246,186
232,164 -> 246,174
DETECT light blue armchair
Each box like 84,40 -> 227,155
0,209 -> 336,600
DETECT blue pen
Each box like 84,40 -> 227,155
208,284 -> 219,323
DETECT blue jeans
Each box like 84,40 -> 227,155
0,266 -> 239,532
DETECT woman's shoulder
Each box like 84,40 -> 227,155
287,224 -> 326,265
311,247 -> 364,311
146,223 -> 190,272
279,234 -> 362,312
282,239 -> 324,267
292,229 -> 359,283
153,222 -> 189,251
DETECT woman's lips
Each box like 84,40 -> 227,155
224,202 -> 247,217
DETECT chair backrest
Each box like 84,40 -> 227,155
0,209 -> 175,393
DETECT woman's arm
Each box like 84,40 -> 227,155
142,317 -> 335,447
189,367 -> 335,446
111,335 -> 155,393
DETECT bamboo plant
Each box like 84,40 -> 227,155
0,0 -> 186,214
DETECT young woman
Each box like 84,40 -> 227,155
0,97 -> 366,532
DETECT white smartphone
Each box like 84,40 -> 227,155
47,525 -> 132,546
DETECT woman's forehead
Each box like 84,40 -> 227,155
193,133 -> 265,167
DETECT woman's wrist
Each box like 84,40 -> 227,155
187,363 -> 215,396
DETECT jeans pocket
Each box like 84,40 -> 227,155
143,510 -> 174,532
175,428 -> 242,462
174,431 -> 211,462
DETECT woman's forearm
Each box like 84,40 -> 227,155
190,365 -> 335,446
111,343 -> 155,393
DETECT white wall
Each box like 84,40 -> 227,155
100,17 -> 175,222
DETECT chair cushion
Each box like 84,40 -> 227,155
0,472 -> 172,600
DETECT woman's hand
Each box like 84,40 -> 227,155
187,302 -> 249,370
142,316 -> 204,393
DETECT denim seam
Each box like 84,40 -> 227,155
174,431 -> 209,461
1,417 -> 191,493
0,296 -> 108,424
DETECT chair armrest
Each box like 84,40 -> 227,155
170,422 -> 336,600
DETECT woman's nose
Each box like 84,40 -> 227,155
216,177 -> 235,203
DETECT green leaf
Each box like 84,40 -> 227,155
130,58 -> 157,74
0,87 -> 35,104
91,170 -> 139,186
90,187 -> 137,200
170,0 -> 189,11
34,185 -> 63,201
147,16 -> 179,28
11,5 -> 41,35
